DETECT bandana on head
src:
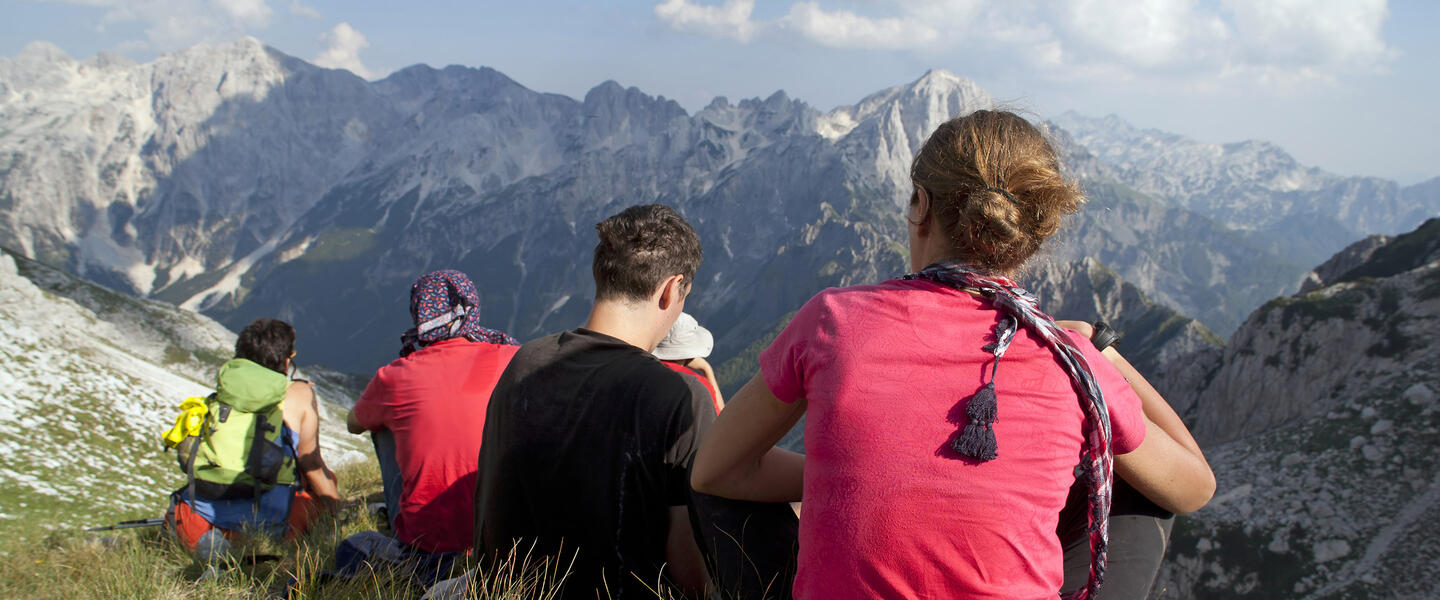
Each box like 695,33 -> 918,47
400,270 -> 519,357
903,260 -> 1114,600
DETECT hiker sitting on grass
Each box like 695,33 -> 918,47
656,315 -> 801,599
691,110 -> 1214,599
164,318 -> 343,563
654,312 -> 725,412
335,269 -> 520,585
470,204 -> 713,599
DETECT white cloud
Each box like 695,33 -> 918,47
782,2 -> 936,50
56,0 -> 276,50
312,22 -> 374,79
288,0 -> 321,19
214,0 -> 272,27
1223,0 -> 1392,68
652,0 -> 1396,87
1059,0 -> 1228,68
654,0 -> 758,42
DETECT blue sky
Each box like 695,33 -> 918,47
4,0 -> 1437,184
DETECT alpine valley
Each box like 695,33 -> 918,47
2,38 -> 1438,596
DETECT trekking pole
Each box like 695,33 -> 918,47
85,518 -> 165,532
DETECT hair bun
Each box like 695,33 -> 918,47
962,188 -> 1024,250
909,110 -> 1084,273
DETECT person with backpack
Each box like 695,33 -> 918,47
334,269 -> 520,585
691,110 -> 1214,599
163,318 -> 343,562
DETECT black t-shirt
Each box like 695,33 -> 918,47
473,328 -> 715,599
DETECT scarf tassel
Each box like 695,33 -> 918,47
952,382 -> 999,461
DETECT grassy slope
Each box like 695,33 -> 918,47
0,248 -> 370,541
0,460 -> 595,600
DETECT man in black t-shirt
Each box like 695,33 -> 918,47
474,204 -> 713,599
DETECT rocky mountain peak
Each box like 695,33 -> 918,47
1298,234 -> 1392,293
845,68 -> 992,136
1050,110 -> 1326,195
1048,110 -> 1438,273
1331,217 -> 1440,283
1,40 -> 79,92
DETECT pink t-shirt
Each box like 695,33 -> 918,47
760,279 -> 1145,599
352,338 -> 518,553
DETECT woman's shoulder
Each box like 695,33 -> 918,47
801,278 -> 978,320
809,278 -> 953,306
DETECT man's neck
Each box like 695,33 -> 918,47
583,299 -> 664,352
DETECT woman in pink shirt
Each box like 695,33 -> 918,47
692,110 -> 1215,599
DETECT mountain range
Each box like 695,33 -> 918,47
5,38 -> 1436,375
3,38 -> 1440,594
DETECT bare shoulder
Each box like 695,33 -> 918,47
283,380 -> 318,424
285,379 -> 317,404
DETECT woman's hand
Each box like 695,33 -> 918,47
1055,319 -> 1094,339
1056,318 -> 1215,513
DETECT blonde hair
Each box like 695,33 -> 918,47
910,110 -> 1083,274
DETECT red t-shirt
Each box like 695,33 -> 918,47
760,279 -> 1145,599
352,338 -> 518,553
663,362 -> 721,414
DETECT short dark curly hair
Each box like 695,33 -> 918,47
236,318 -> 295,374
592,204 -> 703,303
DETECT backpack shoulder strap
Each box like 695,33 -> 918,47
182,393 -> 217,507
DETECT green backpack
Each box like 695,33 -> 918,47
174,359 -> 298,500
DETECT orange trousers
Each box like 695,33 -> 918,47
165,490 -> 325,552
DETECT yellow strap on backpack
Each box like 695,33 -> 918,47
161,397 -> 210,450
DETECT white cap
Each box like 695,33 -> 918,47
653,312 -> 714,360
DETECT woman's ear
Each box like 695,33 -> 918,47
908,187 -> 932,230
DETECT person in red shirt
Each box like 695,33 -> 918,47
692,110 -> 1215,599
654,312 -> 724,413
337,269 -> 519,584
656,315 -> 800,599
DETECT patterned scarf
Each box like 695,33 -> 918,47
903,260 -> 1113,600
400,270 -> 519,357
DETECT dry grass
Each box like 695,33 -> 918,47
0,460 -> 601,600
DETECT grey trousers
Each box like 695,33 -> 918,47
1060,479 -> 1175,600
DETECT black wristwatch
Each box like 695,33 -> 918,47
1090,320 -> 1120,352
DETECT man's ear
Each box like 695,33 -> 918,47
656,274 -> 686,311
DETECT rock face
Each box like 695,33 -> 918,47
1297,235 -> 1391,293
0,247 -> 366,538
4,40 -> 1424,374
1182,218 -> 1440,446
1154,218 -> 1440,599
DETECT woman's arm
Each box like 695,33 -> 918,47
1103,347 -> 1215,514
1056,320 -> 1214,513
690,373 -> 806,503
